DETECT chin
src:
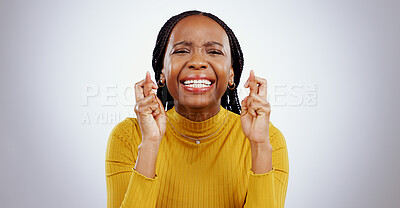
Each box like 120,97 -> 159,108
177,95 -> 219,109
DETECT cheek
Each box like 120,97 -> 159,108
165,57 -> 188,84
217,78 -> 229,92
214,70 -> 231,95
214,62 -> 232,83
163,59 -> 181,98
164,60 -> 179,84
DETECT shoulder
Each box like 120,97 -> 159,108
109,117 -> 139,137
268,122 -> 289,172
107,117 -> 142,149
269,122 -> 288,150
227,109 -> 241,124
225,110 -> 243,132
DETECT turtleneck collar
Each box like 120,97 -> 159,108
166,105 -> 229,144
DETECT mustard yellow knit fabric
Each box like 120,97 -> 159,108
106,105 -> 289,207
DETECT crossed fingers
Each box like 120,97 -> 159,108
244,70 -> 268,100
135,71 -> 158,102
241,70 -> 270,117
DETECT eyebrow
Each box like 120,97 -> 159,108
204,41 -> 224,47
173,41 -> 224,48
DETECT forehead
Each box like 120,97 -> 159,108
168,15 -> 229,46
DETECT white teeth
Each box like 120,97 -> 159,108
186,83 -> 209,88
183,79 -> 212,86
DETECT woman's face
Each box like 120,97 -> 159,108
162,15 -> 233,110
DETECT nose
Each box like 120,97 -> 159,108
187,52 -> 208,70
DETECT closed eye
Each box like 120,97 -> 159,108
208,50 -> 223,55
172,49 -> 189,54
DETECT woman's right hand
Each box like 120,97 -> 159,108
134,71 -> 167,144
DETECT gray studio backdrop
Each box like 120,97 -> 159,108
1,0 -> 399,207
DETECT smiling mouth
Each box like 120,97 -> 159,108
179,78 -> 215,93
182,79 -> 212,88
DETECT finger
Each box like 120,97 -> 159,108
135,101 -> 159,116
138,93 -> 158,107
240,96 -> 249,117
241,96 -> 248,106
135,94 -> 159,115
247,94 -> 270,108
154,95 -> 166,116
254,76 -> 267,99
246,95 -> 271,117
140,102 -> 159,115
248,101 -> 270,117
245,95 -> 256,117
244,71 -> 268,98
153,96 -> 165,118
148,102 -> 160,112
244,70 -> 253,88
248,70 -> 257,95
244,75 -> 250,88
143,71 -> 154,97
249,93 -> 268,103
150,74 -> 158,89
152,106 -> 161,117
134,79 -> 146,102
247,100 -> 257,117
143,71 -> 158,96
249,107 -> 257,117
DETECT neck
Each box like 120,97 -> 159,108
173,101 -> 221,122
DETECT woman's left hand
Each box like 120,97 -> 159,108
240,70 -> 271,145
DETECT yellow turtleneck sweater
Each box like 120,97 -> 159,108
106,105 -> 289,207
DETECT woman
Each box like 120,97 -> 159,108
106,10 -> 289,207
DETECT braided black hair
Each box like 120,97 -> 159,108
152,10 -> 244,114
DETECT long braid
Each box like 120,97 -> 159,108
152,10 -> 244,114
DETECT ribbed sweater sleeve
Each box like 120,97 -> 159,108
244,125 -> 289,208
105,118 -> 159,208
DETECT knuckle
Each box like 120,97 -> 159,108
137,103 -> 144,111
134,103 -> 139,113
249,102 -> 255,107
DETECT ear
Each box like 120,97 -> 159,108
229,67 -> 234,84
160,68 -> 165,80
